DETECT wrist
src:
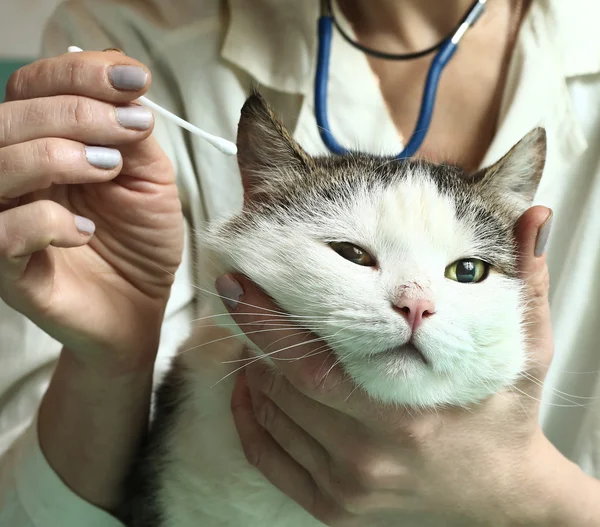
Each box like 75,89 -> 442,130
54,293 -> 168,376
60,342 -> 158,379
514,432 -> 600,526
58,301 -> 164,374
38,348 -> 155,511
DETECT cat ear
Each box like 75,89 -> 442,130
236,91 -> 314,197
471,127 -> 546,210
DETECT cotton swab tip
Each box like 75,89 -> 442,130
66,45 -> 238,156
211,137 -> 238,156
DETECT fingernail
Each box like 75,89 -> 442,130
215,274 -> 243,310
75,215 -> 95,236
103,47 -> 125,54
108,65 -> 148,91
534,209 -> 553,257
84,146 -> 121,169
115,106 -> 153,130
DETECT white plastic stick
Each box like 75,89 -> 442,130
68,46 -> 237,156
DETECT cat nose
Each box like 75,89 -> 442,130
392,296 -> 435,332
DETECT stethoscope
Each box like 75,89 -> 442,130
315,0 -> 487,158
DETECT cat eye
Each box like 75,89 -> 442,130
445,258 -> 489,283
329,242 -> 376,267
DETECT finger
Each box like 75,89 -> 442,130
514,206 -> 554,382
4,52 -> 150,103
0,139 -> 122,205
0,97 -> 153,148
515,205 -> 553,274
241,370 -> 415,522
117,134 -> 174,185
246,357 -> 366,455
231,373 -> 321,504
216,274 -> 366,412
231,373 -> 347,526
246,361 -> 337,470
0,200 -> 94,278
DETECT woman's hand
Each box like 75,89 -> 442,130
223,206 -> 600,526
0,50 -> 184,510
0,50 -> 183,373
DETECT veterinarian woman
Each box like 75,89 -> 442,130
1,0 -> 599,525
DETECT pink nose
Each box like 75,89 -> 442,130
393,296 -> 435,332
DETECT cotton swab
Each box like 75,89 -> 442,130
67,46 -> 237,156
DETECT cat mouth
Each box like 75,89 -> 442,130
384,342 -> 429,365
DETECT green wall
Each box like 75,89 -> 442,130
0,59 -> 32,101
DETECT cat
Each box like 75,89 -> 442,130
127,92 -> 546,527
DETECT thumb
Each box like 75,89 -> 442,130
514,205 -> 554,385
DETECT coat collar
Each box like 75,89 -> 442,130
222,0 -> 600,92
222,0 -> 600,161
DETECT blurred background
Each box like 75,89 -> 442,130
0,0 -> 63,100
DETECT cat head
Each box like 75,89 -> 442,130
206,92 -> 546,407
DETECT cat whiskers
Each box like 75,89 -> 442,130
221,321 -> 364,364
190,312 -> 349,324
221,328 -> 315,364
480,378 -> 530,416
262,327 -> 323,353
210,336 -> 330,387
507,383 -> 593,409
207,320 -> 333,329
521,371 -> 598,406
211,327 -> 361,387
311,345 -> 360,398
192,284 -> 292,315
234,338 -> 343,366
283,343 -> 337,363
195,317 -> 362,354
136,257 -> 302,317
178,326 -> 309,355
343,383 -> 364,403
267,343 -> 338,374
524,356 -> 600,376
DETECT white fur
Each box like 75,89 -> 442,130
148,171 -> 527,526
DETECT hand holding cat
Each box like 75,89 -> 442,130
223,206 -> 599,526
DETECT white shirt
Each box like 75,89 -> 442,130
1,0 -> 600,525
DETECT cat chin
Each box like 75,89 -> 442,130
339,335 -> 527,408
344,364 -> 521,408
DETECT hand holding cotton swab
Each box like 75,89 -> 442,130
68,46 -> 237,156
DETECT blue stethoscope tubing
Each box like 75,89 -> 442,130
315,0 -> 487,158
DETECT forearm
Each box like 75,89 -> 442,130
38,348 -> 154,512
557,472 -> 600,526
544,449 -> 600,526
